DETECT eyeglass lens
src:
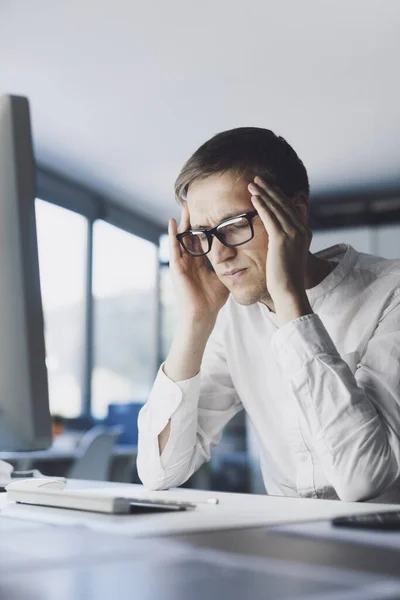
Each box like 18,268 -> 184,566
183,216 -> 252,255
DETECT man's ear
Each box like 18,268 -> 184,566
293,193 -> 309,223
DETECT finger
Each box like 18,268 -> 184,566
254,176 -> 287,202
250,179 -> 297,223
168,218 -> 182,263
249,181 -> 306,235
250,195 -> 281,235
178,203 -> 191,234
250,186 -> 295,235
253,177 -> 304,223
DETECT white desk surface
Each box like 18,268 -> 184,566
1,479 -> 399,539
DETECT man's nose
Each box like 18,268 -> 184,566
210,235 -> 236,265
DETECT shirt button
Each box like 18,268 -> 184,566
300,454 -> 310,463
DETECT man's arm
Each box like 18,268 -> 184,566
137,308 -> 242,490
248,176 -> 400,501
272,297 -> 400,502
149,207 -> 231,462
158,317 -> 216,454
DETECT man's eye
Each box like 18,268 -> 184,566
226,221 -> 247,230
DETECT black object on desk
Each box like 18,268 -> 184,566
332,510 -> 400,530
128,499 -> 194,513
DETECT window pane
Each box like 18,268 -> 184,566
160,265 -> 179,361
92,221 -> 157,419
35,199 -> 87,418
376,225 -> 400,258
311,227 -> 374,254
159,234 -> 179,361
159,232 -> 170,264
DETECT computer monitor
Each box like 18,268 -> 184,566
0,94 -> 52,450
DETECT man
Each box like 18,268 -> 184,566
137,127 -> 400,502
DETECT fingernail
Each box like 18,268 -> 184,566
248,183 -> 258,193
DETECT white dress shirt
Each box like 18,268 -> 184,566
137,244 -> 400,502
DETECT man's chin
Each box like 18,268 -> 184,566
230,287 -> 267,306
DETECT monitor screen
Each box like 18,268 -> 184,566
0,95 -> 52,450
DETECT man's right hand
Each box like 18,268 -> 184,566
168,204 -> 230,325
162,204 -> 229,387
159,205 -> 230,453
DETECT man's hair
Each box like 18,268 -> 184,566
174,127 -> 309,204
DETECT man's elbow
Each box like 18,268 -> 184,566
334,479 -> 374,503
136,456 -> 191,491
136,463 -> 169,491
334,466 -> 398,503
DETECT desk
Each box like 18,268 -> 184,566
1,478 -> 400,538
1,481 -> 400,599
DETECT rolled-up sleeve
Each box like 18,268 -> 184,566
271,296 -> 400,502
137,316 -> 243,490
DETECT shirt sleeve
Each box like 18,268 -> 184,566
136,313 -> 243,490
271,294 -> 400,502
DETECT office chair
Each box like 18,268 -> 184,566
67,425 -> 123,481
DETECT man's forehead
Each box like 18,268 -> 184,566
189,207 -> 251,230
187,173 -> 252,228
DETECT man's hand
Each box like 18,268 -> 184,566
169,204 -> 230,324
163,204 -> 230,386
248,176 -> 313,327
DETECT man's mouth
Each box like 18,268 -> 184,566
224,268 -> 247,279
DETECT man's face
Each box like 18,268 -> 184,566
186,170 -> 270,305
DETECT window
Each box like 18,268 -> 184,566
159,234 -> 179,361
92,221 -> 158,419
35,199 -> 87,418
311,227 -> 374,255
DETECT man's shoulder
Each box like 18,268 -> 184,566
353,249 -> 400,283
346,250 -> 400,314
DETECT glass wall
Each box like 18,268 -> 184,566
159,233 -> 179,361
35,199 -> 87,418
91,221 -> 158,419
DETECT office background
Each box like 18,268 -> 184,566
0,0 -> 399,493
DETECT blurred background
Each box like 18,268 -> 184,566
1,0 -> 399,492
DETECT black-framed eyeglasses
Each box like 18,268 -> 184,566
176,211 -> 259,257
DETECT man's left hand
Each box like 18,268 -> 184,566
248,176 -> 313,326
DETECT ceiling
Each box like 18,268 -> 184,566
1,0 -> 399,227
